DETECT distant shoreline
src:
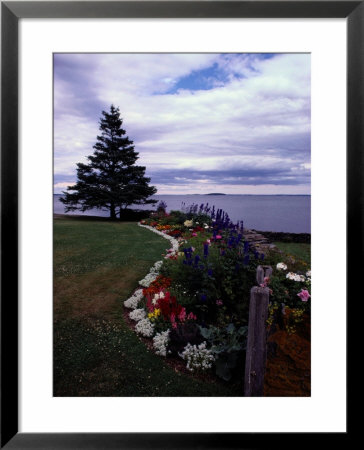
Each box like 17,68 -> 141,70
54,193 -> 311,197
53,213 -> 311,238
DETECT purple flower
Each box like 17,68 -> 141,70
203,243 -> 209,257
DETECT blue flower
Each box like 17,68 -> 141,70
203,243 -> 209,257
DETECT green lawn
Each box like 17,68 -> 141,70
273,242 -> 311,266
54,216 -> 241,396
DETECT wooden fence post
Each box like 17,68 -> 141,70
244,266 -> 271,396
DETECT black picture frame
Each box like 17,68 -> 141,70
1,1 -> 357,448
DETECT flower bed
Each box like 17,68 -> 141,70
123,203 -> 311,386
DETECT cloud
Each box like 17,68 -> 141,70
54,53 -> 310,194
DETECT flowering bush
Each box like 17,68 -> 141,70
135,318 -> 155,337
153,330 -> 171,356
125,203 -> 310,378
124,288 -> 144,310
129,308 -> 146,322
179,342 -> 215,372
266,257 -> 311,334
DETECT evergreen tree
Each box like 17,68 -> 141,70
60,105 -> 157,219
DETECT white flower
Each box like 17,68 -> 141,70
286,272 -> 306,282
124,289 -> 144,309
129,308 -> 146,322
276,262 -> 288,271
153,330 -> 170,356
135,318 -> 155,337
179,341 -> 215,372
306,270 -> 311,278
139,272 -> 158,287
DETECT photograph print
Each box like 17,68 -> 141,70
53,53 -> 311,397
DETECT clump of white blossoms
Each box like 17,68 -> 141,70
135,318 -> 155,337
153,330 -> 170,357
124,289 -> 144,309
286,272 -> 306,282
151,260 -> 163,273
129,308 -> 146,322
179,342 -> 215,372
306,270 -> 311,278
138,272 -> 158,288
276,262 -> 288,271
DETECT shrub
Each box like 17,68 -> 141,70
168,323 -> 204,356
199,323 -> 248,381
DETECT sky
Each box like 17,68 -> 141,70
54,53 -> 310,195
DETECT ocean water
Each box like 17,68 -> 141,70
54,194 -> 310,233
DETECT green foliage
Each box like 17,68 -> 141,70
168,323 -> 204,356
161,235 -> 259,326
169,210 -> 188,224
60,105 -> 157,219
269,274 -> 311,313
199,323 -> 248,381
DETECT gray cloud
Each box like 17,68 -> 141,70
54,53 -> 310,194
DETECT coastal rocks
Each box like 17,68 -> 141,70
243,229 -> 276,254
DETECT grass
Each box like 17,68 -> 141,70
54,216 -> 241,396
273,242 -> 311,266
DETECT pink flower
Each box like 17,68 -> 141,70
187,312 -> 197,321
216,235 -> 222,239
216,299 -> 223,306
297,289 -> 311,302
192,232 -> 197,237
178,307 -> 187,322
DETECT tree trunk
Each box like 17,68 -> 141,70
110,204 -> 116,219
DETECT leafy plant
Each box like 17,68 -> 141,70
168,323 -> 204,356
199,323 -> 248,381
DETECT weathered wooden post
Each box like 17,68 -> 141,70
244,265 -> 271,396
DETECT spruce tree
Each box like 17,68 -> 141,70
61,105 -> 157,219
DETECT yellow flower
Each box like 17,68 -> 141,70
148,309 -> 161,320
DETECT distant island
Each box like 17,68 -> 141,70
206,193 -> 226,196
